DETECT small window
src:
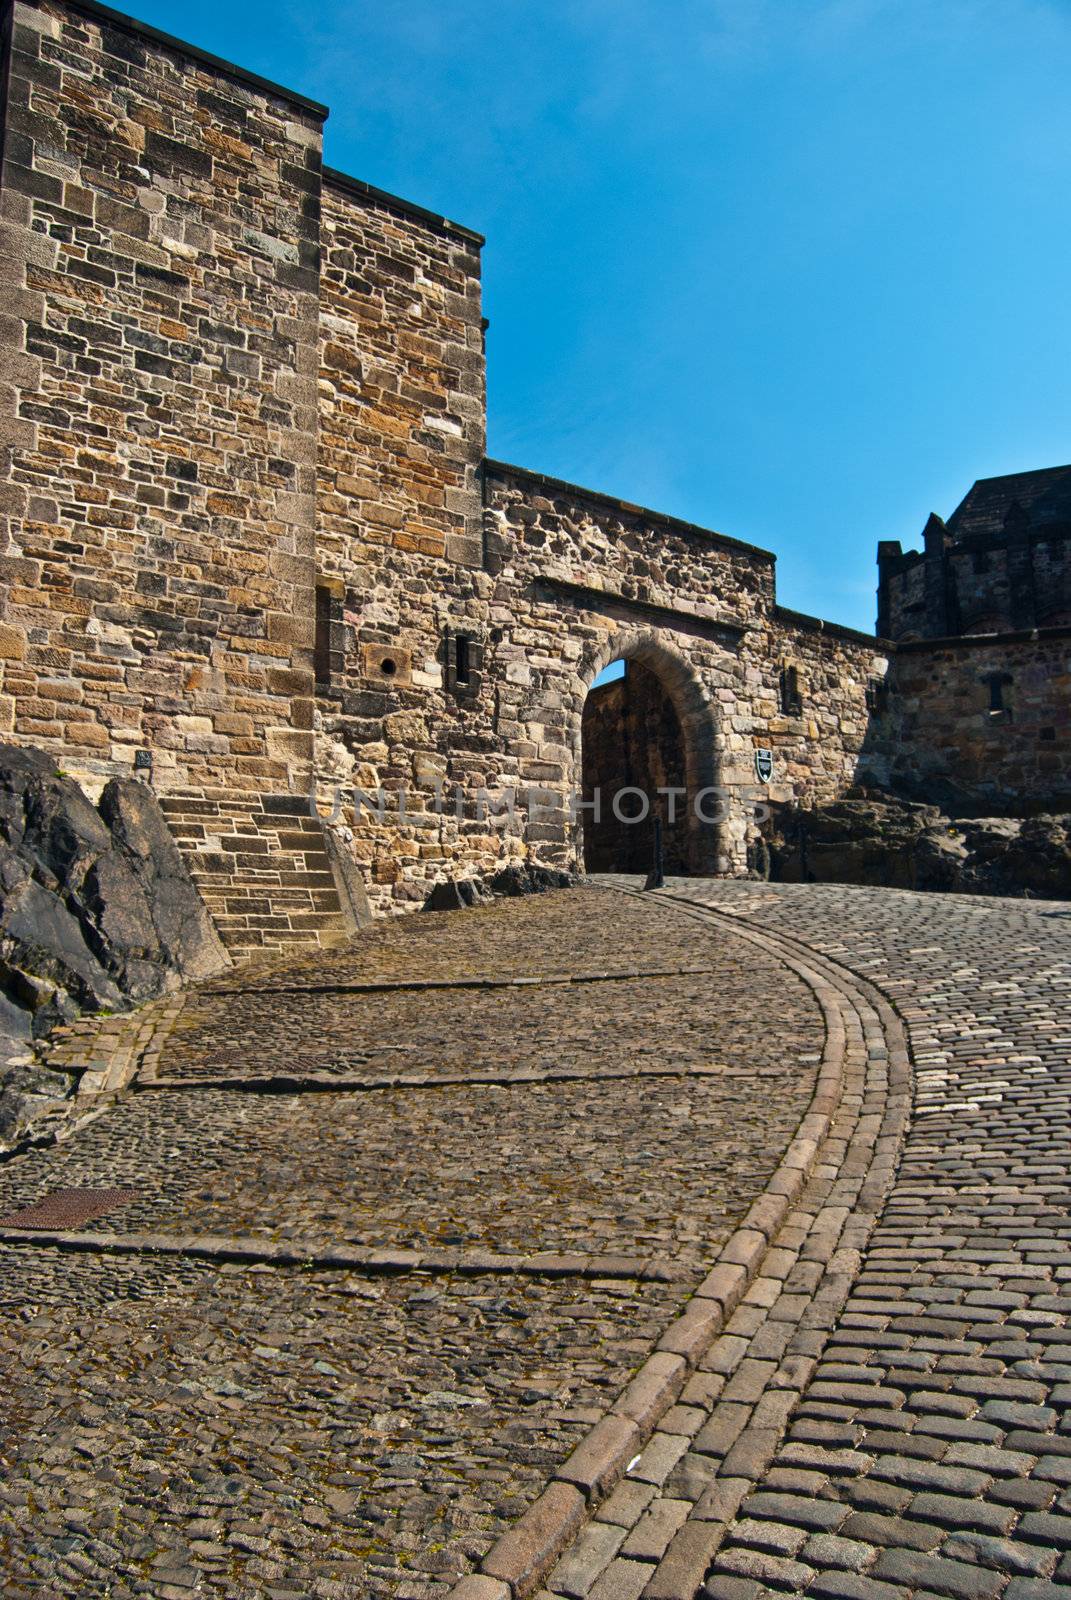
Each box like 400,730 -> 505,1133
984,671 -> 1012,715
445,627 -> 482,699
314,582 -> 344,689
865,677 -> 889,715
779,663 -> 802,716
314,585 -> 333,686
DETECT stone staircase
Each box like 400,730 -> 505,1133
157,789 -> 352,961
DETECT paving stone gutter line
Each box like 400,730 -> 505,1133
139,1061 -> 735,1093
0,1228 -> 693,1284
446,887 -> 915,1600
198,964 -> 722,998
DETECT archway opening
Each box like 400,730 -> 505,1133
581,657 -> 690,874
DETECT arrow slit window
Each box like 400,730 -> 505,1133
445,628 -> 483,701
314,582 -> 344,690
779,663 -> 802,716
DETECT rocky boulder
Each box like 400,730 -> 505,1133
423,862 -> 580,911
96,778 -> 230,987
763,791 -> 1071,900
0,747 -> 228,1070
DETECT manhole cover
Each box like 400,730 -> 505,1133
0,1187 -> 138,1230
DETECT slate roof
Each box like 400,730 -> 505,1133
947,464 -> 1071,540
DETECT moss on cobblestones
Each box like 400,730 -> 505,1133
0,1254 -> 684,1595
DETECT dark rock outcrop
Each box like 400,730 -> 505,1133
764,791 -> 1071,900
0,747 -> 228,1066
96,777 -> 229,987
488,863 -> 581,897
423,862 -> 579,912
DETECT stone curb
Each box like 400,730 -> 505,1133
450,1579 -> 512,1600
623,888 -> 913,1600
448,890 -> 861,1600
140,1061 -> 733,1094
201,964 -> 721,998
6,991 -> 193,1154
0,1228 -> 693,1283
482,1483 -> 588,1593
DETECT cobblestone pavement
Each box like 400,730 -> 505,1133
147,973 -> 795,1088
526,878 -> 1071,1600
195,892 -> 741,991
0,887 -> 825,1598
9,879 -> 1068,1600
0,1072 -> 805,1275
0,1248 -> 678,1598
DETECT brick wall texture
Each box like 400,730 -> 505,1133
1,0 -> 1068,924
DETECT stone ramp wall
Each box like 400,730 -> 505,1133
157,791 -> 351,959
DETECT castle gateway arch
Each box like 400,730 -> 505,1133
575,633 -> 723,877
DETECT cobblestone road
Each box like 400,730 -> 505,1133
529,879 -> 1071,1600
0,887 -> 823,1598
5,878 -> 1070,1600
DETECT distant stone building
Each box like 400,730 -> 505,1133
875,470 -> 1071,808
878,466 -> 1071,640
0,0 -> 1068,949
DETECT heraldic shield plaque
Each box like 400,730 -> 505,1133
754,748 -> 774,783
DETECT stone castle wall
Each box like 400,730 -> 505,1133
766,607 -> 892,797
881,629 -> 1071,810
2,0 -> 1069,930
470,464 -> 890,886
0,0 -> 325,795
312,170 -> 494,907
877,546 -> 929,639
302,447 -> 893,911
879,530 -> 1071,640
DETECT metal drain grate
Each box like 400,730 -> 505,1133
0,1187 -> 138,1230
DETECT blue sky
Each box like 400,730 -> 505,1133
132,0 -> 1070,633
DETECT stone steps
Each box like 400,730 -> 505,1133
158,789 -> 351,960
